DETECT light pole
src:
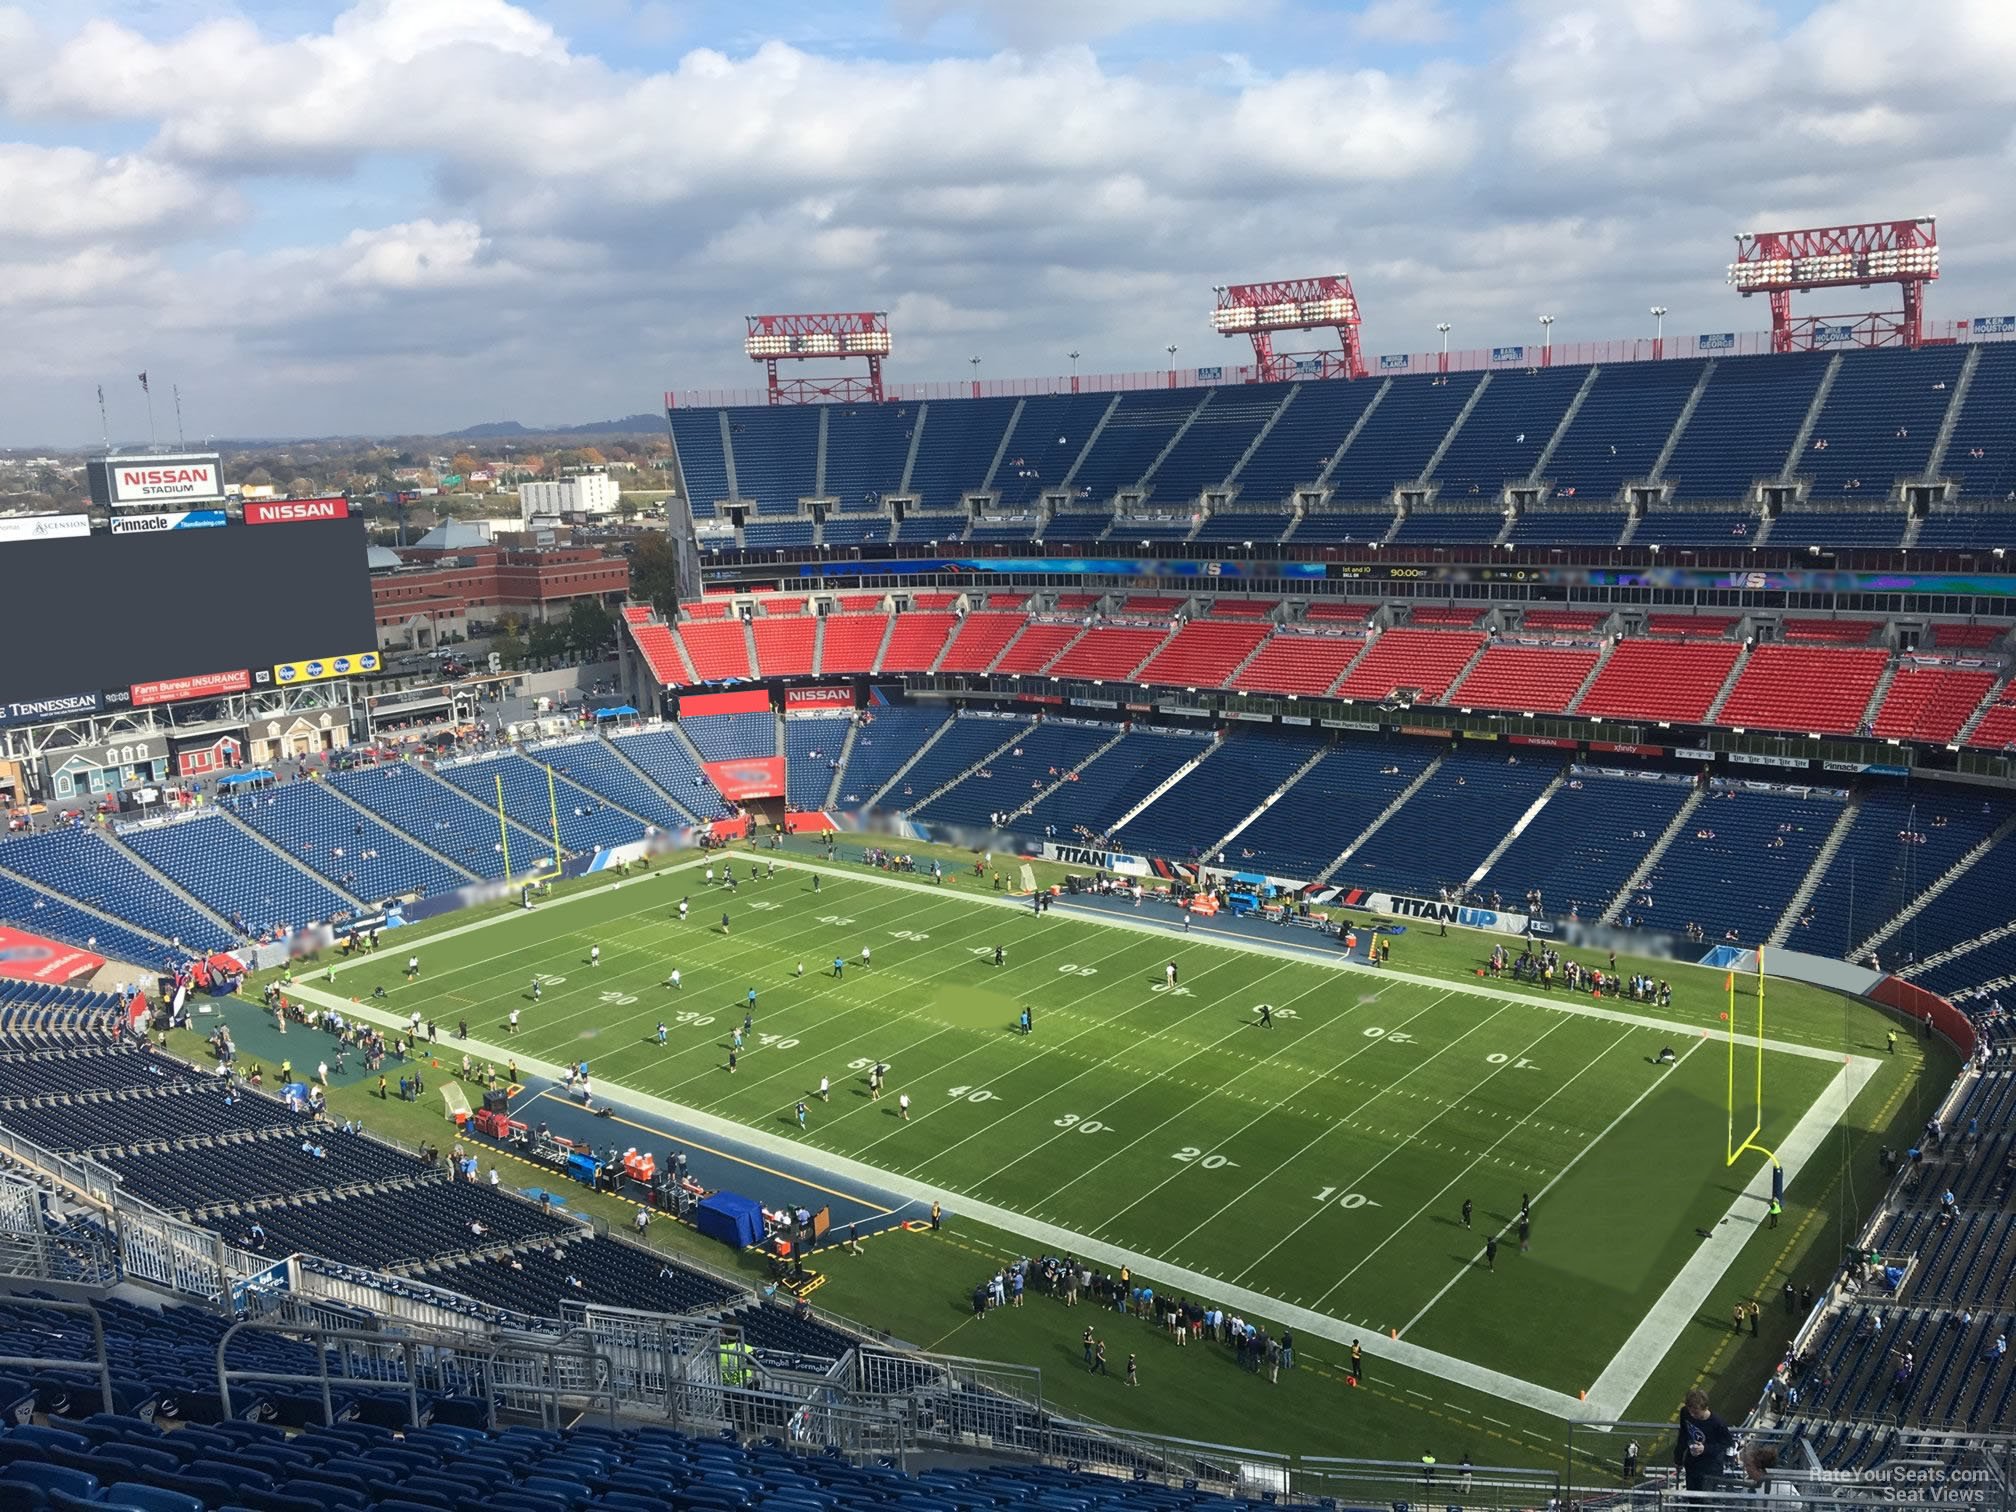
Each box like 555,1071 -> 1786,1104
1538,314 -> 1555,367
1436,322 -> 1452,376
1069,349 -> 1081,394
1650,306 -> 1668,360
1165,343 -> 1179,389
969,355 -> 981,398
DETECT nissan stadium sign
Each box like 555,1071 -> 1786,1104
92,453 -> 225,509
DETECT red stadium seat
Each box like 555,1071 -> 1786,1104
1450,645 -> 1599,714
1575,639 -> 1742,722
1334,629 -> 1483,702
1716,645 -> 1888,734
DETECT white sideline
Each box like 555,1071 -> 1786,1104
291,851 -> 1874,1422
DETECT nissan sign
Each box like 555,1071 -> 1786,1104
93,453 -> 225,508
244,496 -> 350,525
109,509 -> 229,536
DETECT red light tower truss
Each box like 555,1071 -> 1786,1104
1210,275 -> 1367,381
1728,219 -> 1939,353
744,311 -> 891,404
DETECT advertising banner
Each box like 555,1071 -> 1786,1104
244,496 -> 350,525
132,669 -> 252,706
1490,346 -> 1525,362
1195,366 -> 1223,381
273,651 -> 380,686
0,926 -> 105,984
109,509 -> 229,536
1379,354 -> 1410,370
1972,316 -> 2015,334
680,688 -> 771,717
1041,841 -> 1150,877
1362,890 -> 1536,938
0,514 -> 92,544
1698,332 -> 1737,350
784,685 -> 856,712
106,455 -> 223,507
1814,324 -> 1856,345
1,692 -> 102,727
702,756 -> 785,801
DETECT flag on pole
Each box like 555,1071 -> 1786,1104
1724,971 -> 1734,992
137,372 -> 149,393
96,384 -> 104,406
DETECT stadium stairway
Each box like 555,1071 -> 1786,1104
1853,812 -> 2016,965
1768,793 -> 1865,947
1311,754 -> 1445,884
1599,786 -> 1706,924
94,834 -> 239,946
1702,642 -> 1753,723
595,732 -> 715,824
1468,770 -> 1566,884
1005,727 -> 1127,825
314,778 -> 485,885
821,719 -> 861,810
220,805 -> 371,910
861,711 -> 958,809
893,716 -> 1038,813
1106,730 -> 1225,835
1201,740 -> 1338,867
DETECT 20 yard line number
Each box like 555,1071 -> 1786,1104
1173,1146 -> 1239,1171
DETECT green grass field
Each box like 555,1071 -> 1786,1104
287,840 -> 1932,1441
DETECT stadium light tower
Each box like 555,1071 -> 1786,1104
1210,274 -> 1367,382
743,311 -> 891,404
1650,305 -> 1668,360
1727,218 -> 1939,353
1537,314 -> 1555,367
1436,322 -> 1452,375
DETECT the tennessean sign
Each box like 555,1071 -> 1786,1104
1,692 -> 102,726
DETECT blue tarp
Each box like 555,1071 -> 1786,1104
593,705 -> 639,720
694,1191 -> 766,1250
216,770 -> 275,787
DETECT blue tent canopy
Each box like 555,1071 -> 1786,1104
216,770 -> 275,787
694,1191 -> 766,1249
593,705 -> 640,720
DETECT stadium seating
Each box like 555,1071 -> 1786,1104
1716,645 -> 1888,735
626,620 -> 690,685
817,613 -> 889,674
1227,742 -> 1439,879
1664,353 -> 1826,502
1071,388 -> 1207,501
1503,506 -> 1627,545
904,396 -> 1017,509
920,721 -> 1114,829
1230,631 -> 1363,695
0,871 -> 180,966
1797,787 -> 2008,959
1049,625 -> 1170,681
1019,728 -> 1211,843
1915,507 -> 2016,549
667,408 -> 732,509
1305,601 -> 1377,624
1643,613 -> 1740,638
1632,785 -> 1846,943
0,827 -> 233,952
1797,345 -> 1966,498
1970,685 -> 2016,751
1782,617 -> 1883,644
1449,644 -> 1600,714
1192,508 -> 1293,543
1946,342 -> 2016,502
227,781 -> 471,901
529,738 -> 695,830
1333,628 -> 1483,702
435,754 -> 647,852
881,714 -> 1034,808
1289,504 -> 1398,543
124,812 -> 354,937
681,712 -> 776,761
1931,623 -> 2007,650
1633,507 -> 1761,545
676,619 -> 752,682
785,715 -> 848,807
936,611 -> 1029,673
819,513 -> 889,545
1236,378 -> 1383,504
993,621 -> 1084,675
830,705 -> 952,808
1409,605 -> 1484,627
1137,619 -> 1268,688
1116,729 -> 1323,861
1768,508 -> 1908,547
1520,610 -> 1605,632
1429,366 -> 1585,501
1148,386 -> 1293,502
1326,371 -> 1484,502
1544,357 -> 1703,502
1210,596 -> 1277,617
822,401 -> 916,507
1872,666 -> 1998,744
329,763 -> 530,878
878,610 -> 958,672
1336,747 -> 1558,897
1482,770 -> 1694,921
723,406 -> 818,510
1574,639 -> 1742,723
601,731 -> 729,821
749,613 -> 816,678
1390,508 -> 1504,544
418,1232 -> 741,1321
742,518 -> 815,548
101,1127 -> 424,1212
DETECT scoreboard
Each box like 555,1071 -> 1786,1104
0,512 -> 378,721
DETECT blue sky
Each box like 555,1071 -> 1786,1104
0,0 -> 2011,442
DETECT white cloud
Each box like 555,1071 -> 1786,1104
2,0 -> 2015,438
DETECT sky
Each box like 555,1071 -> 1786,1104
1,0 -> 2013,443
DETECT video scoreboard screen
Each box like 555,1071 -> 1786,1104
0,512 -> 378,721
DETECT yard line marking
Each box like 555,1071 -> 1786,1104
1316,1023 -> 1636,1314
1074,991 -> 1445,1232
1223,999 -> 1567,1288
1400,1035 -> 1710,1336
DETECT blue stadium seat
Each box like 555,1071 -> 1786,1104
433,755 -> 646,853
606,730 -> 732,820
227,783 -> 470,902
0,827 -> 233,953
124,812 -> 354,938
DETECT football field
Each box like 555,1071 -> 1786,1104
324,852 -> 1877,1409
